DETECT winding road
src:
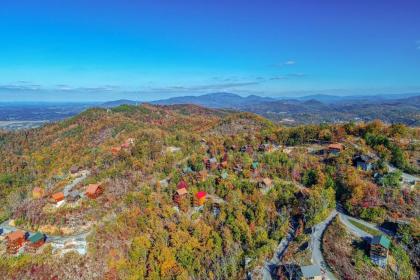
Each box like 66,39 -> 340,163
310,210 -> 338,280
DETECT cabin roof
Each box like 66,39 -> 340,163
177,180 -> 188,190
52,192 -> 65,202
6,231 -> 25,242
371,235 -> 391,249
86,184 -> 101,194
196,191 -> 206,199
28,232 -> 44,243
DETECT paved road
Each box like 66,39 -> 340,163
336,204 -> 393,237
311,210 -> 337,280
261,221 -> 298,280
63,170 -> 90,197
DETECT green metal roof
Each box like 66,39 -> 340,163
371,235 -> 390,249
252,161 -> 259,168
221,171 -> 228,179
28,232 -> 44,243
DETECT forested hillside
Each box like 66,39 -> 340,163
0,104 -> 418,279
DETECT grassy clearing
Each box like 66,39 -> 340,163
348,219 -> 380,236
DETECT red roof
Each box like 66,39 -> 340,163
196,191 -> 206,199
51,192 -> 64,202
177,180 -> 188,190
6,231 -> 25,242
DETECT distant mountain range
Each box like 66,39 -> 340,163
1,92 -> 419,127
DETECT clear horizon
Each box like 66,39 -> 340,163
1,0 -> 420,102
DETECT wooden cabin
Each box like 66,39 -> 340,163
354,155 -> 374,171
196,191 -> 207,206
111,146 -> 122,155
370,235 -> 390,268
6,231 -> 27,254
51,192 -> 65,203
32,187 -> 44,199
327,143 -> 344,155
86,183 -> 104,199
173,187 -> 188,205
26,232 -> 46,252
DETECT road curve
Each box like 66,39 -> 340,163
311,210 -> 338,280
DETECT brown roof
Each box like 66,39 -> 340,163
6,231 -> 25,242
328,143 -> 343,150
86,183 -> 101,194
51,192 -> 64,202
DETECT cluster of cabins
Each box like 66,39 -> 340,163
173,180 -> 207,208
48,183 -> 104,206
0,230 -> 47,254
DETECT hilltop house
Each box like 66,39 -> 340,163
6,231 -> 27,254
327,143 -> 344,155
196,191 -> 207,206
173,187 -> 188,205
299,264 -> 323,280
51,192 -> 65,204
32,187 -> 44,199
26,232 -> 46,252
354,155 -> 374,171
86,183 -> 103,199
370,235 -> 391,268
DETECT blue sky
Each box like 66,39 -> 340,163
0,0 -> 419,101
